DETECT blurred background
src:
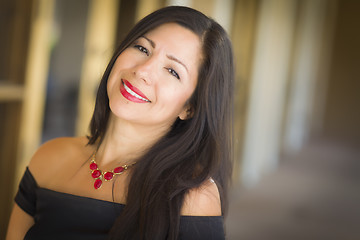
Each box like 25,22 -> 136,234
0,0 -> 359,239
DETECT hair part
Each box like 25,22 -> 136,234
87,6 -> 234,240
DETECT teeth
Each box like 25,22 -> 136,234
123,82 -> 150,102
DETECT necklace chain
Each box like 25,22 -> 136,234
89,150 -> 135,189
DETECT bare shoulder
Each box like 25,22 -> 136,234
181,178 -> 222,216
28,136 -> 91,187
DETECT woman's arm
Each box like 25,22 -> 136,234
6,204 -> 34,240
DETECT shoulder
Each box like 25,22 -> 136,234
28,136 -> 92,187
29,136 -> 89,168
181,178 -> 222,216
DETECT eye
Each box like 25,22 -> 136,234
166,68 -> 180,80
134,44 -> 149,56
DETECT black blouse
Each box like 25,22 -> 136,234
15,168 -> 225,240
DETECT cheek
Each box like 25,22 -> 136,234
107,57 -> 128,94
107,72 -> 116,93
158,86 -> 191,113
107,78 -> 120,102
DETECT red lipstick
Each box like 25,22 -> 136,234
120,79 -> 151,103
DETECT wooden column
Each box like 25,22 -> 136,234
0,0 -> 40,237
76,0 -> 120,136
241,0 -> 298,186
230,0 -> 260,182
16,0 -> 55,184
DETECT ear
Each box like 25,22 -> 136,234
178,104 -> 194,120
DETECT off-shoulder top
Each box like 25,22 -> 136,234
15,168 -> 225,240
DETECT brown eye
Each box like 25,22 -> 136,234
166,68 -> 180,80
134,45 -> 149,56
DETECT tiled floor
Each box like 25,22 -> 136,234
226,138 -> 360,240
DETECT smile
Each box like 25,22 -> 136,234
120,79 -> 151,103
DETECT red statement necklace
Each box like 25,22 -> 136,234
89,150 -> 135,189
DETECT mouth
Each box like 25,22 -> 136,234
120,79 -> 151,103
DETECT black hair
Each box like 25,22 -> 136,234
87,6 -> 234,240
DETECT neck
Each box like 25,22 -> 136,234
95,114 -> 170,167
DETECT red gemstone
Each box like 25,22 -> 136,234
90,162 -> 98,170
94,179 -> 102,189
91,169 -> 101,178
104,172 -> 114,180
114,166 -> 124,173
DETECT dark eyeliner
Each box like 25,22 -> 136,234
134,44 -> 149,56
167,68 -> 180,80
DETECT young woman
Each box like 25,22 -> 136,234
6,6 -> 234,240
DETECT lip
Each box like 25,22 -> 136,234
120,79 -> 151,103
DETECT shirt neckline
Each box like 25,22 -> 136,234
26,167 -> 125,206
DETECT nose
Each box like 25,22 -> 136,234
132,57 -> 157,85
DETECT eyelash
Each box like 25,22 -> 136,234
134,43 -> 180,80
134,44 -> 149,56
166,68 -> 180,80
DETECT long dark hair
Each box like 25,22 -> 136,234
87,6 -> 234,240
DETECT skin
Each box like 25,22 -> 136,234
6,23 -> 221,239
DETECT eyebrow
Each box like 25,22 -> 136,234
142,36 -> 155,48
167,54 -> 189,74
141,36 -> 189,74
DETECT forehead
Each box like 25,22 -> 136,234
145,23 -> 203,73
146,22 -> 201,46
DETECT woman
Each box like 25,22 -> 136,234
7,6 -> 234,240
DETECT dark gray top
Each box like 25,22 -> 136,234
15,168 -> 225,240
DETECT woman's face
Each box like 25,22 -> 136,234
107,23 -> 202,130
